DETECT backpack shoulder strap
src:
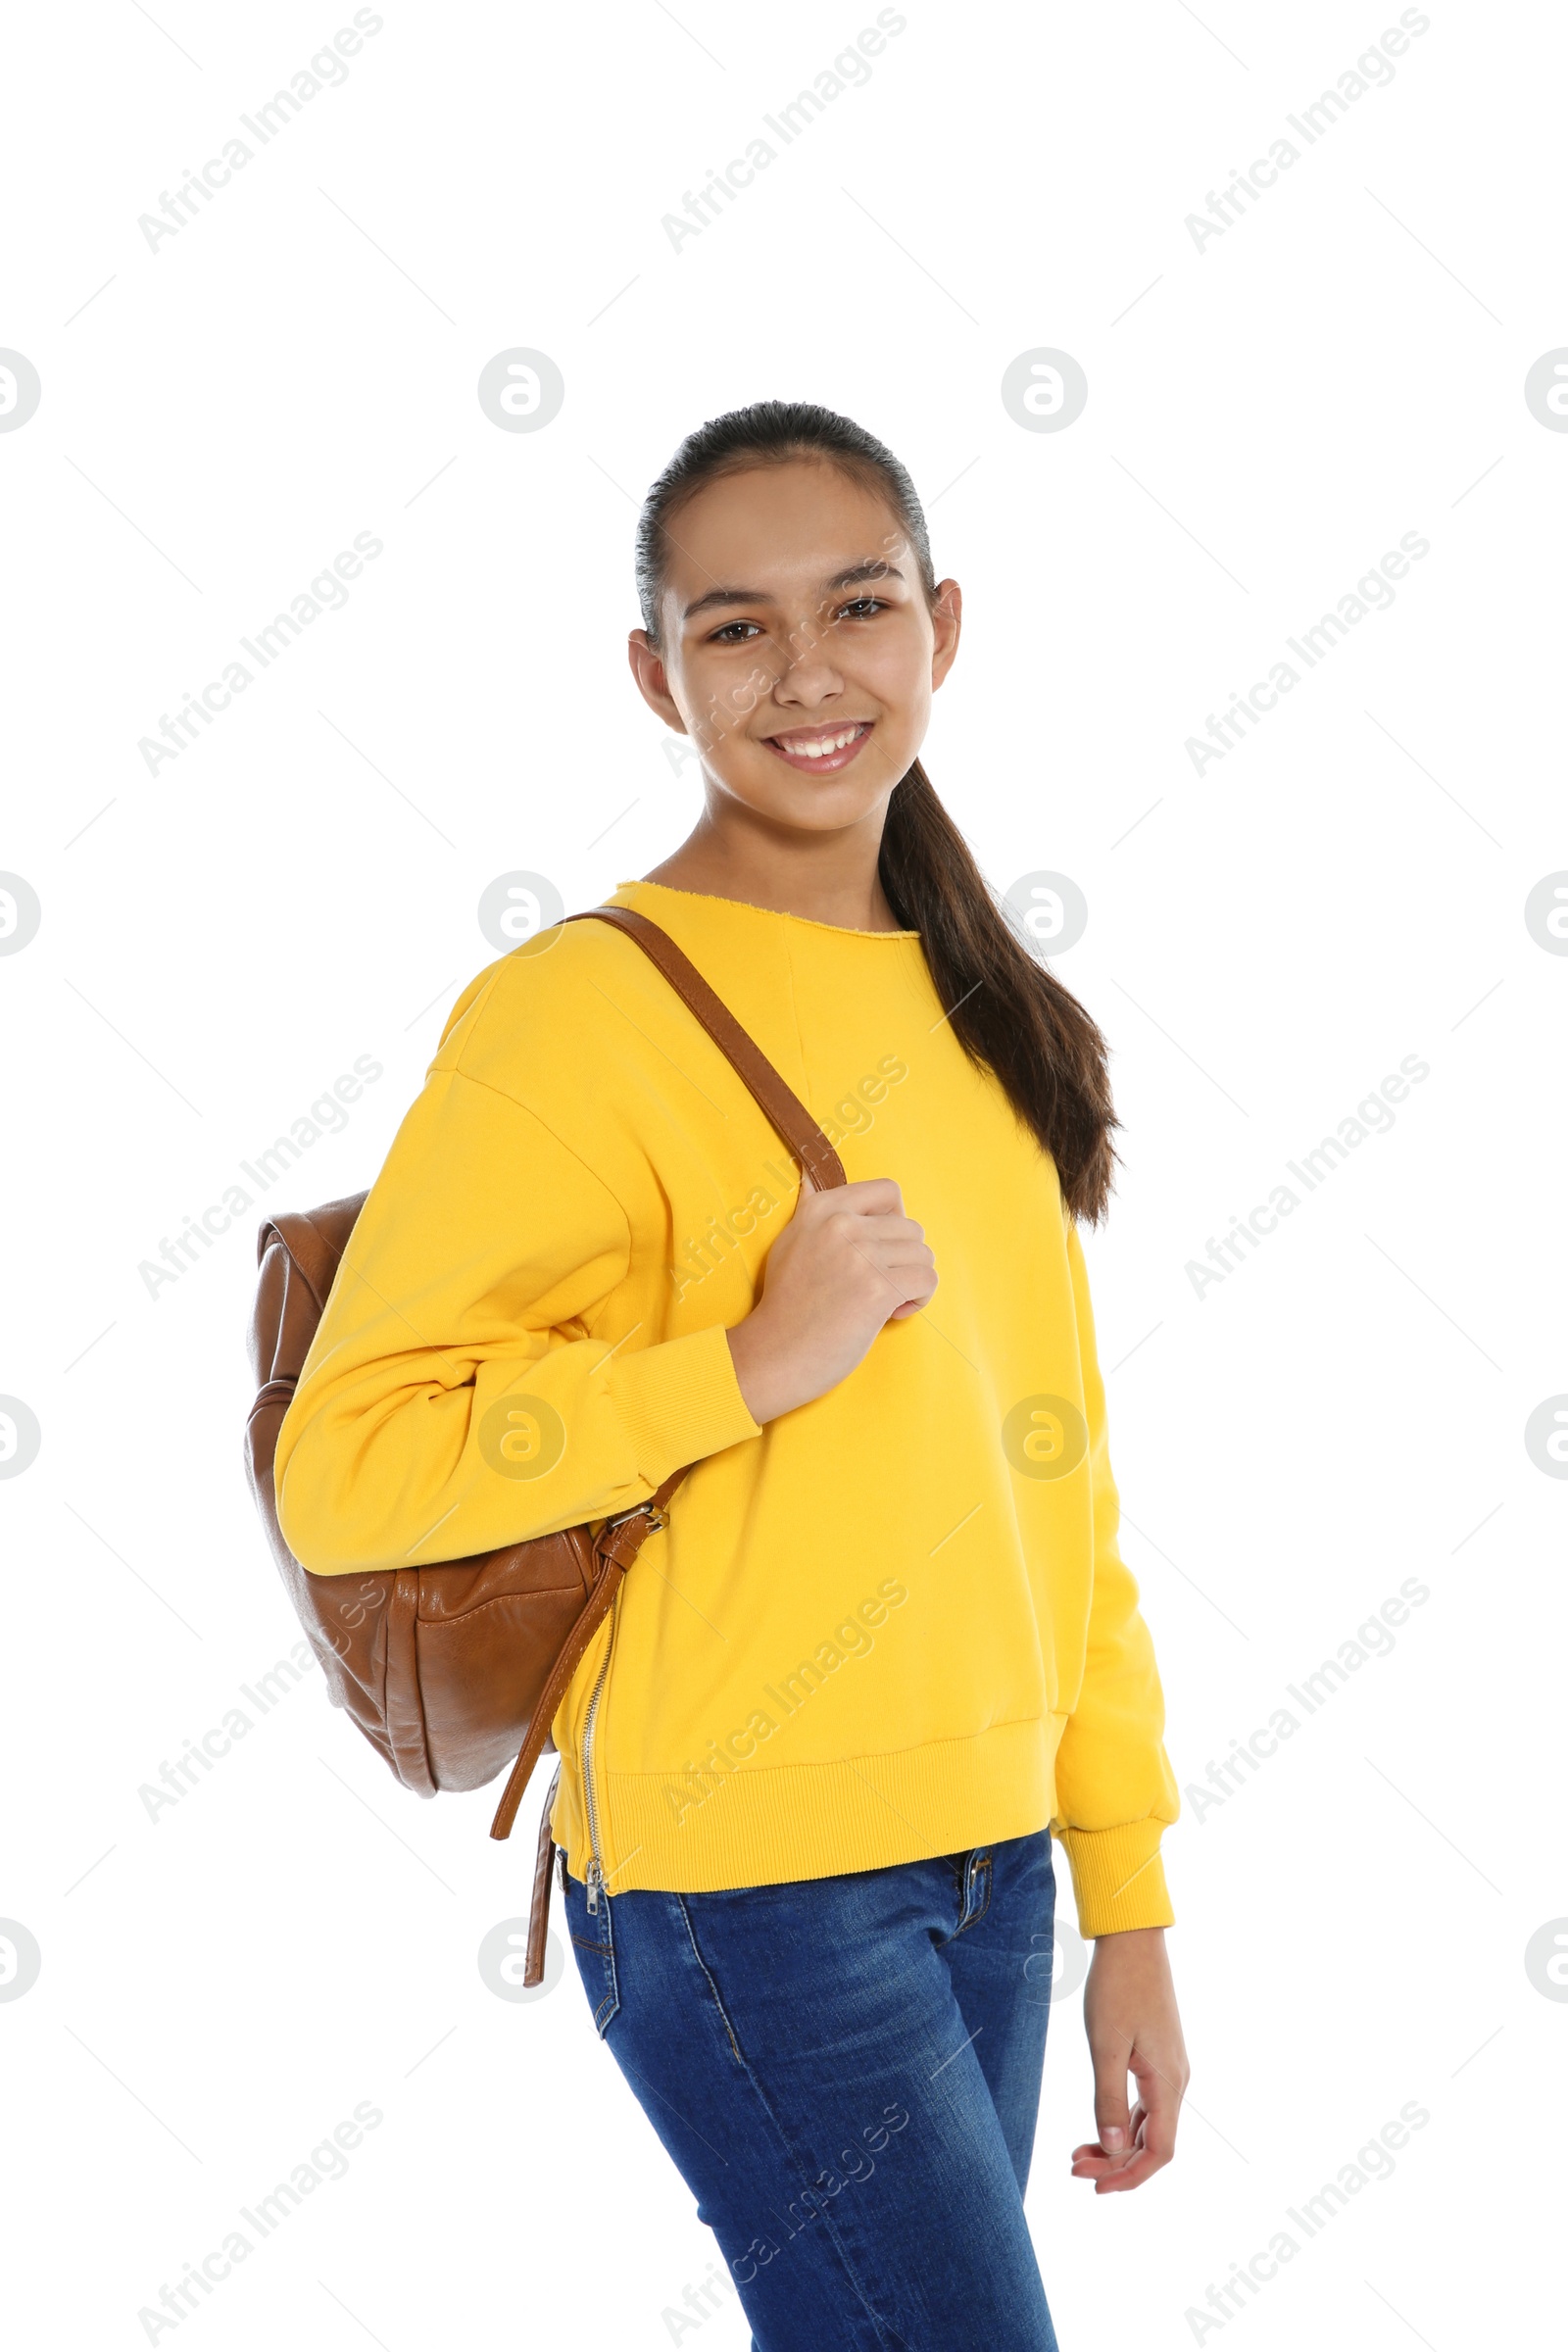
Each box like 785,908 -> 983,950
567,906 -> 847,1192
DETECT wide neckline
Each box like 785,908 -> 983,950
613,876 -> 920,942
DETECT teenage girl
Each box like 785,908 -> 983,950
274,401 -> 1188,2350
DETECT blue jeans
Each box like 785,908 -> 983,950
563,1832 -> 1059,2350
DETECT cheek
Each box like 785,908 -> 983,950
855,616 -> 935,726
678,652 -> 770,744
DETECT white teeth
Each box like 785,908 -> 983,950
779,724 -> 863,758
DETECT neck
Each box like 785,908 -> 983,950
644,798 -> 905,932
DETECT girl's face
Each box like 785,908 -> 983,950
628,458 -> 961,835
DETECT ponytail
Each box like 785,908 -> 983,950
636,402 -> 1120,1225
879,760 -> 1118,1225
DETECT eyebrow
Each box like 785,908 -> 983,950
682,561 -> 905,623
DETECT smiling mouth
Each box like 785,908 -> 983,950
761,720 -> 874,774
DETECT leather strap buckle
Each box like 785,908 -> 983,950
605,1500 -> 667,1535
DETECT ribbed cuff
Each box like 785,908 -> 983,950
1059,1819 -> 1174,1937
611,1321 -> 761,1488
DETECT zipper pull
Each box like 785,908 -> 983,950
586,1857 -> 603,1917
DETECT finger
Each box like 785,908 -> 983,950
886,1269 -> 936,1309
1095,2098 -> 1173,2194
875,1261 -> 938,1315
1093,2132 -> 1162,2192
1068,2110 -> 1145,2176
830,1204 -> 924,1244
839,1246 -> 918,1308
1128,2054 -> 1181,2173
858,1240 -> 935,1280
836,1230 -> 934,1301
819,1224 -> 925,1282
842,1229 -> 928,1267
1091,2037 -> 1134,2171
831,1177 -> 906,1216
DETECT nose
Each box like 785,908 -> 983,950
770,612 -> 845,710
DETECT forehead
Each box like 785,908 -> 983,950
660,459 -> 906,606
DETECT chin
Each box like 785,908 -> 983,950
742,776 -> 891,830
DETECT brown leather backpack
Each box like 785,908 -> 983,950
244,906 -> 846,1983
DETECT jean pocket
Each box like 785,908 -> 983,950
564,1866 -> 620,2037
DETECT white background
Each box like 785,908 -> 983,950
1,1 -> 1563,2345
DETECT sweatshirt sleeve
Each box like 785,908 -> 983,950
1052,1216 -> 1181,1936
272,1059 -> 761,1578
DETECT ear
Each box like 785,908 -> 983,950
929,579 -> 963,690
627,629 -> 686,733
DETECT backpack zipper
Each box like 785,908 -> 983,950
581,1588 -> 619,1915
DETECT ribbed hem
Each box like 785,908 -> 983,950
610,1321 -> 760,1488
1058,1819 -> 1174,1936
553,1716 -> 1066,1898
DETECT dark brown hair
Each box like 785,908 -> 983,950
635,400 -> 1119,1224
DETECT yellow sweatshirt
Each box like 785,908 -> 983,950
274,880 -> 1178,1936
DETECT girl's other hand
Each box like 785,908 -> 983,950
1070,1927 -> 1189,2193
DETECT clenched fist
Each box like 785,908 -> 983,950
725,1176 -> 938,1425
